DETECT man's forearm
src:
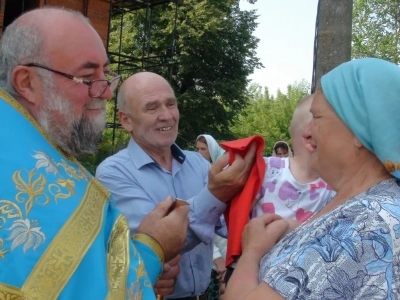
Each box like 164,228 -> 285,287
182,188 -> 226,251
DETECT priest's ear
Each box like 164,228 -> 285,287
11,65 -> 43,107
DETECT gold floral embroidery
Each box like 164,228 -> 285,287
0,200 -> 23,222
22,179 -> 108,299
0,200 -> 23,258
49,179 -> 75,201
4,168 -> 50,256
126,242 -> 152,300
1,92 -> 110,298
384,160 -> 400,173
127,261 -> 144,300
0,239 -> 8,259
58,159 -> 89,181
0,151 -> 92,256
13,170 -> 49,216
32,151 -> 88,181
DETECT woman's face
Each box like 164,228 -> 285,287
195,141 -> 211,162
304,91 -> 356,175
275,147 -> 289,157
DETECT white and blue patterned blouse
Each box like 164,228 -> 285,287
260,178 -> 400,300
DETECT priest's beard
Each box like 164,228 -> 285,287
36,75 -> 107,157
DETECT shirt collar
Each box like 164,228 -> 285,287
171,144 -> 186,164
128,137 -> 186,169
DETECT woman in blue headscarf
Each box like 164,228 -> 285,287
224,58 -> 400,300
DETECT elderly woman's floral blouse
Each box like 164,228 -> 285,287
260,178 -> 400,300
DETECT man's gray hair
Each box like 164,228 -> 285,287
0,6 -> 90,98
117,85 -> 131,113
0,23 -> 44,98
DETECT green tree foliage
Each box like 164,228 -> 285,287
352,0 -> 400,63
108,0 -> 262,147
230,80 -> 310,155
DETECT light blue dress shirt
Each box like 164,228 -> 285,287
96,138 -> 226,298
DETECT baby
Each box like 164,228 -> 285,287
224,95 -> 335,284
253,94 -> 334,225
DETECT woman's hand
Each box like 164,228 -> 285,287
242,214 -> 289,259
285,219 -> 301,235
224,214 -> 287,300
213,257 -> 226,282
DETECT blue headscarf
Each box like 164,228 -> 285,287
321,58 -> 400,179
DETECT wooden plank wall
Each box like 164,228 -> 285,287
0,0 -> 111,46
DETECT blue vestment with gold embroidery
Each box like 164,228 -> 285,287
0,89 -> 161,299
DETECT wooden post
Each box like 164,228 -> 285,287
311,0 -> 353,92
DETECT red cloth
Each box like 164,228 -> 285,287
220,135 -> 266,266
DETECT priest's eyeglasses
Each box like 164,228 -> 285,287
24,63 -> 121,98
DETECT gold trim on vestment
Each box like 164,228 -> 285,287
106,215 -> 130,299
0,283 -> 24,299
132,234 -> 165,265
21,179 -> 108,299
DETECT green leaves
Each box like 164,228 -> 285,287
107,0 -> 262,147
230,81 -> 310,155
352,0 -> 400,64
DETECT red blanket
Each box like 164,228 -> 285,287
220,136 -> 266,266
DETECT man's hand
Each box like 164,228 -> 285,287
154,255 -> 181,296
208,143 -> 256,202
137,197 -> 189,262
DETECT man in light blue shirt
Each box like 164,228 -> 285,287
96,71 -> 255,299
